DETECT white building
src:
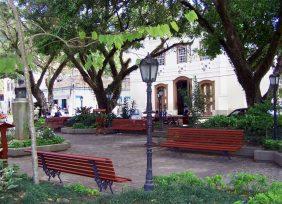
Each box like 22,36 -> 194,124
126,38 -> 271,116
0,78 -> 15,114
40,69 -> 131,116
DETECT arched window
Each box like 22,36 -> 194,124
200,80 -> 215,115
155,84 -> 168,112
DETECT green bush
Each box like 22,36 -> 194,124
66,183 -> 99,196
263,139 -> 282,152
0,162 -> 21,192
200,102 -> 273,144
278,115 -> 282,127
72,123 -> 87,129
0,174 -> 99,203
95,183 -> 242,204
230,173 -> 269,196
248,182 -> 282,204
65,113 -> 97,127
8,128 -> 64,148
34,117 -> 46,129
65,113 -> 117,128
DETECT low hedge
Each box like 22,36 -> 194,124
8,136 -> 65,148
200,102 -> 274,144
95,172 -> 282,204
8,127 -> 65,148
263,139 -> 282,152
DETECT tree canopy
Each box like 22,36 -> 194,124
182,0 -> 282,106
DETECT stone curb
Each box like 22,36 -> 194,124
254,149 -> 282,166
61,127 -> 97,134
8,140 -> 71,157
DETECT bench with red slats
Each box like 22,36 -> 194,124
112,119 -> 146,132
160,128 -> 244,159
45,117 -> 70,130
25,150 -> 131,193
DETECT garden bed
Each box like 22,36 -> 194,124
61,127 -> 97,134
8,140 -> 71,157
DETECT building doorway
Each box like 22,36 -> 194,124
154,84 -> 168,113
173,76 -> 192,115
200,80 -> 215,115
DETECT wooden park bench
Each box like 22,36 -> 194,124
160,128 -> 244,159
112,119 -> 146,132
25,150 -> 131,193
45,117 -> 70,130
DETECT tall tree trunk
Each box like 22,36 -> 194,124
31,86 -> 49,116
8,0 -> 39,184
93,80 -> 122,113
47,59 -> 68,111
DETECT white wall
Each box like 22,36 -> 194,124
127,38 -> 271,115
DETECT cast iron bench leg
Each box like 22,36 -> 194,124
223,151 -> 231,160
41,155 -> 63,184
89,160 -> 114,194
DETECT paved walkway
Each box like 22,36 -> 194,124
9,133 -> 282,192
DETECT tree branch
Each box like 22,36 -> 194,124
254,9 -> 282,81
37,54 -> 55,87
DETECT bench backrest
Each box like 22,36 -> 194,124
112,119 -> 146,127
167,128 -> 244,146
36,151 -> 117,180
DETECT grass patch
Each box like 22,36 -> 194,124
0,174 -> 99,204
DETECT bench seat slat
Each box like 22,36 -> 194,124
161,128 -> 244,154
25,150 -> 131,187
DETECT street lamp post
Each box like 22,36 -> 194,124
140,54 -> 159,192
157,90 -> 164,130
269,73 -> 280,140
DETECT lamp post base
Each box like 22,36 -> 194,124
144,182 -> 154,191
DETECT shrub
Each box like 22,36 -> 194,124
72,123 -> 87,129
37,127 -> 57,140
248,182 -> 282,204
200,102 -> 273,144
34,117 -> 46,129
263,139 -> 282,152
75,106 -> 92,115
8,128 -> 64,148
65,113 -> 97,127
66,183 -> 99,196
0,162 -> 21,192
278,115 -> 282,127
230,173 -> 269,196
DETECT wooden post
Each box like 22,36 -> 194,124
0,123 -> 15,168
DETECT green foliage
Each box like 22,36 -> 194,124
95,183 -> 241,204
65,113 -> 97,127
34,117 -> 46,130
8,128 -> 64,148
121,98 -> 130,119
0,162 -> 21,192
180,77 -> 205,125
201,102 -> 273,144
248,182 -> 282,204
263,139 -> 282,152
193,77 -> 205,114
75,106 -> 92,115
66,183 -> 100,196
65,112 -> 116,128
184,11 -> 198,23
278,115 -> 282,127
230,173 -> 269,196
0,174 -> 98,203
72,123 -> 88,129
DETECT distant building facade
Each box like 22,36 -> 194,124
126,38 -> 271,116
